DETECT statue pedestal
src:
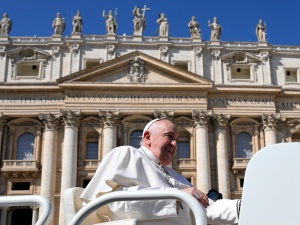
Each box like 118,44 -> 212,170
258,41 -> 268,46
159,36 -> 169,41
106,34 -> 116,40
133,34 -> 142,42
0,35 -> 10,43
192,37 -> 202,42
71,33 -> 82,39
210,40 -> 221,45
52,35 -> 63,41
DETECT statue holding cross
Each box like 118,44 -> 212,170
133,5 -> 150,35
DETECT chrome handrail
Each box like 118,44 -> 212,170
68,189 -> 207,225
0,195 -> 53,225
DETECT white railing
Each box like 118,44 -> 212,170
0,195 -> 53,225
68,189 -> 206,225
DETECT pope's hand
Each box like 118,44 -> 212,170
181,187 -> 209,208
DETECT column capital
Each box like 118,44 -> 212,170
192,110 -> 212,128
262,113 -> 286,131
60,110 -> 81,128
99,110 -> 120,127
39,113 -> 60,130
213,113 -> 230,130
0,112 -> 7,130
154,110 -> 174,120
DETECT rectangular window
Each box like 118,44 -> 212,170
285,69 -> 298,83
17,63 -> 40,77
12,182 -> 31,190
231,66 -> 251,80
86,142 -> 98,159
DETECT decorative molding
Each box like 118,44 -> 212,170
39,113 -> 60,130
262,113 -> 286,131
127,57 -> 148,83
192,110 -> 212,128
60,110 -> 81,128
213,113 -> 230,129
154,110 -> 174,120
99,110 -> 120,127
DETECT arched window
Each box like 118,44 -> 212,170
177,131 -> 190,158
86,132 -> 99,159
130,130 -> 143,148
17,133 -> 35,160
237,132 -> 252,158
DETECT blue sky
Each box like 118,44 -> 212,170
1,0 -> 299,46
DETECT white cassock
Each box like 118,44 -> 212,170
80,146 -> 240,225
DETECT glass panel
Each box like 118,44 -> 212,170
237,132 -> 252,158
86,142 -> 98,159
130,130 -> 143,149
177,141 -> 190,158
16,133 -> 35,160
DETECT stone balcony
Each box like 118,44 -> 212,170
232,158 -> 251,175
1,160 -> 41,178
173,158 -> 196,170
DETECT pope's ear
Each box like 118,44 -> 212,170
143,130 -> 150,140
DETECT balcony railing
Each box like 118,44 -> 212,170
1,160 -> 41,178
232,158 -> 251,175
173,158 -> 196,169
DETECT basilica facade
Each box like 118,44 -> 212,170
0,10 -> 300,225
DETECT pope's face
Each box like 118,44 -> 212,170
147,120 -> 178,166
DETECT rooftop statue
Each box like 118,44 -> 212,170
156,13 -> 169,36
188,16 -> 201,38
103,9 -> 118,35
256,19 -> 267,42
0,13 -> 12,36
208,17 -> 222,41
133,5 -> 149,35
72,11 -> 83,34
52,12 -> 66,35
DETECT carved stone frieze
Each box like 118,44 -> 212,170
99,110 -> 120,127
262,113 -> 286,131
0,112 -> 7,130
51,46 -> 60,58
107,45 -> 115,55
194,47 -> 202,58
6,47 -> 51,63
160,46 -> 168,56
60,110 -> 81,128
127,56 -> 148,83
192,110 -> 212,128
39,113 -> 60,130
211,50 -> 221,60
69,43 -> 80,55
154,110 -> 174,120
213,113 -> 230,130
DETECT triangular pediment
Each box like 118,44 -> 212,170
57,51 -> 213,90
221,51 -> 261,63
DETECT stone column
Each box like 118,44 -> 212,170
31,205 -> 39,225
213,114 -> 231,199
99,110 -> 120,156
262,114 -> 285,146
192,110 -> 212,193
59,110 -> 81,225
7,209 -> 12,225
39,113 -> 59,225
1,207 -> 8,225
0,113 -> 7,163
